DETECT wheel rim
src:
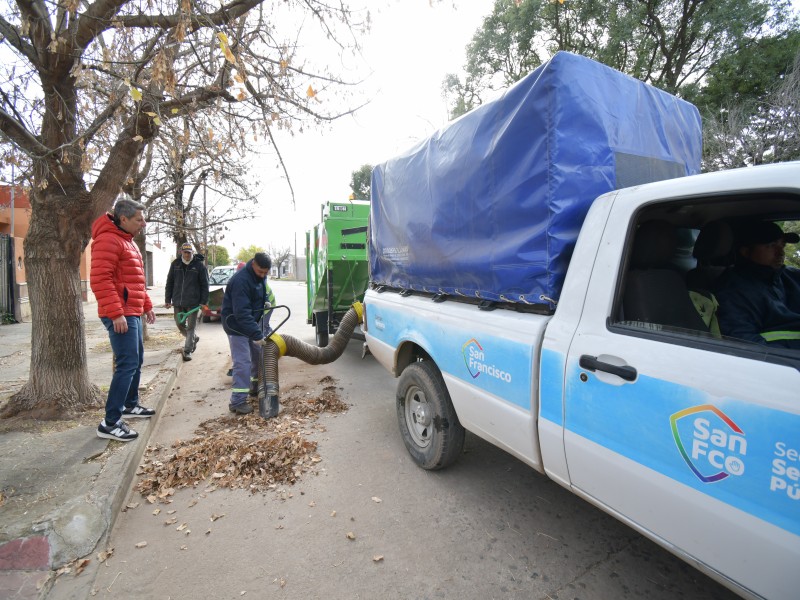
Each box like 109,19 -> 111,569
404,384 -> 432,448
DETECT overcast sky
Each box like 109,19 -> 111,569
223,0 -> 800,259
221,1 -> 496,258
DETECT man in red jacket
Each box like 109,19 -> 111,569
90,198 -> 157,442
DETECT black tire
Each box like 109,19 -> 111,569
314,311 -> 329,347
396,361 -> 465,470
201,315 -> 211,323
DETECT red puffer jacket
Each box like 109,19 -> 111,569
90,214 -> 153,319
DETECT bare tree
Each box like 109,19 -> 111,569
0,0 -> 367,417
268,245 -> 292,279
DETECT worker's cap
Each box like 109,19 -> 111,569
181,242 -> 194,253
737,221 -> 799,247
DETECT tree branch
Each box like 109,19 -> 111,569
0,106 -> 49,157
74,0 -> 130,52
115,0 -> 266,31
0,14 -> 38,64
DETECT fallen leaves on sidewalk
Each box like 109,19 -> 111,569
97,548 -> 114,563
136,379 -> 348,500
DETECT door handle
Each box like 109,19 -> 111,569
579,355 -> 637,382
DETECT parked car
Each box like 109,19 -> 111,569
202,268 -> 234,322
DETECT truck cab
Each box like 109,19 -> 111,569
542,163 -> 800,600
365,162 -> 800,600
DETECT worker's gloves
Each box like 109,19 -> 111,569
255,338 -> 270,347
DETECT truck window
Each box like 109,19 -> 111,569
612,197 -> 800,362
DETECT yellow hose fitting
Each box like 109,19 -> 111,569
351,301 -> 364,323
269,333 -> 287,357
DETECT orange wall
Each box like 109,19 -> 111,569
0,186 -> 31,238
0,186 -> 92,291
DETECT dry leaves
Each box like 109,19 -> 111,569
55,557 -> 91,577
136,380 -> 347,500
96,548 -> 114,564
74,559 -> 90,575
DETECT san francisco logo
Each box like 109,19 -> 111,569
462,338 -> 512,383
670,404 -> 746,483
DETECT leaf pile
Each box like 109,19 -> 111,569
289,384 -> 348,417
136,378 -> 347,499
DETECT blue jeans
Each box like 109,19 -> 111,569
101,316 -> 144,424
228,334 -> 261,407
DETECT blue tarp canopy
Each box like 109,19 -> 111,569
369,51 -> 702,309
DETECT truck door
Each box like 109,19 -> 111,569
562,197 -> 800,600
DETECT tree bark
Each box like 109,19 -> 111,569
1,189 -> 101,419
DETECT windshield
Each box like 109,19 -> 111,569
209,272 -> 232,285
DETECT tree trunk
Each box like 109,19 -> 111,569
1,190 -> 101,419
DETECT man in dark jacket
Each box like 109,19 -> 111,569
221,253 -> 273,415
717,221 -> 800,349
165,242 -> 209,361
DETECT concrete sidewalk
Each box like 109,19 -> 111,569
0,287 -> 183,599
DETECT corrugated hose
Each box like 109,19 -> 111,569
258,302 -> 364,419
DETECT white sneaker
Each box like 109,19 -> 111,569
97,419 -> 138,442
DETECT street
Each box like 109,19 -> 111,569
84,279 -> 738,600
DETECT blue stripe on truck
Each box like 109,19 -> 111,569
368,303 -> 534,410
539,349 -> 566,426
565,365 -> 800,537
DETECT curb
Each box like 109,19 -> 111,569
101,350 -> 183,545
5,352 -> 183,600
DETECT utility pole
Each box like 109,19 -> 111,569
202,180 -> 207,269
10,163 -> 14,237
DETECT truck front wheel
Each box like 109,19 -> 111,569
396,361 -> 465,470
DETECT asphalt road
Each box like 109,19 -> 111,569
83,280 -> 739,600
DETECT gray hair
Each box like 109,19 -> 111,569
113,197 -> 145,220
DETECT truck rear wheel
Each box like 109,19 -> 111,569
314,310 -> 329,347
396,361 -> 465,470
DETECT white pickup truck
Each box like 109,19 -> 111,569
363,53 -> 799,600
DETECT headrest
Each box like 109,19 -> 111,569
693,221 -> 733,263
630,220 -> 676,269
